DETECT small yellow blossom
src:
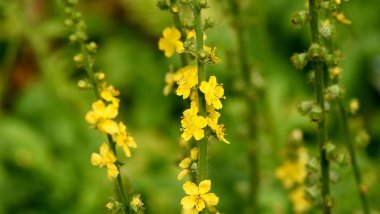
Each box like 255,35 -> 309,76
289,186 -> 311,214
178,147 -> 199,180
349,98 -> 360,114
329,66 -> 341,79
186,30 -> 207,40
99,82 -> 120,107
130,194 -> 144,212
207,108 -> 229,144
175,66 -> 198,99
171,6 -> 179,13
91,143 -> 119,179
159,27 -> 184,57
334,12 -> 352,25
275,148 -> 308,189
204,46 -> 221,64
114,122 -> 137,158
85,100 -> 119,135
200,76 -> 225,109
164,70 -> 176,96
105,202 -> 114,210
181,103 -> 208,141
181,180 -> 219,213
335,0 -> 341,5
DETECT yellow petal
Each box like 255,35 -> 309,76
181,196 -> 196,209
190,148 -> 199,160
183,181 -> 199,195
202,193 -> 219,206
194,128 -> 205,140
92,100 -> 105,112
99,143 -> 109,156
198,180 -> 211,194
195,199 -> 205,212
177,169 -> 189,180
91,153 -> 103,166
85,111 -> 98,125
105,104 -> 118,119
199,81 -> 209,94
122,144 -> 132,158
98,120 -> 119,135
107,163 -> 119,179
179,158 -> 191,168
128,136 -> 137,148
182,131 -> 193,142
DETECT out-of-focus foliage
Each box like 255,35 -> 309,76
0,0 -> 379,213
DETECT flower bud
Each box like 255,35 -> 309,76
73,53 -> 84,65
69,34 -> 78,43
183,40 -> 192,50
291,52 -> 309,70
310,105 -> 323,122
329,66 -> 341,80
130,194 -> 144,212
204,17 -> 215,29
77,79 -> 91,89
86,42 -> 98,53
298,100 -> 314,115
197,0 -> 207,8
94,72 -> 106,81
308,43 -> 326,60
291,11 -> 309,29
64,19 -> 73,27
325,84 -> 344,100
355,130 -> 370,148
349,98 -> 359,114
319,19 -> 334,39
199,50 -> 207,60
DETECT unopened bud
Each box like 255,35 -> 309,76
325,84 -> 344,100
291,11 -> 309,29
199,50 -> 207,60
77,79 -> 91,89
73,53 -> 84,64
320,19 -> 334,39
291,52 -> 309,70
205,17 -> 215,29
310,105 -> 323,122
86,42 -> 98,53
308,43 -> 326,60
94,72 -> 106,81
298,100 -> 314,115
64,19 -> 73,27
197,0 -> 207,8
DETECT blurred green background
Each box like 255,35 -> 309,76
0,0 -> 379,213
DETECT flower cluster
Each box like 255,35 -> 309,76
275,130 -> 311,214
158,0 -> 226,213
64,0 -> 142,212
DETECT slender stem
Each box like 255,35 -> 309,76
338,100 -> 370,214
193,1 -> 208,184
81,40 -> 130,214
308,0 -> 331,213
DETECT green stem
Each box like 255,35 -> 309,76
193,0 -> 208,187
108,135 -> 130,214
308,0 -> 331,213
338,100 -> 370,214
80,32 -> 130,214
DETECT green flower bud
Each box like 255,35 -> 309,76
291,11 -> 309,29
310,104 -> 322,122
64,19 -> 73,27
355,130 -> 370,148
75,31 -> 88,41
199,50 -> 207,60
319,19 -> 334,39
204,17 -> 215,29
308,43 -> 326,60
325,84 -> 344,100
298,100 -> 314,115
291,52 -> 309,70
86,42 -> 98,53
69,34 -> 77,43
73,53 -> 84,66
197,0 -> 207,8
183,40 -> 192,49
77,79 -> 91,89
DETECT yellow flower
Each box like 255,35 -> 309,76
289,186 -> 311,214
200,76 -> 225,109
204,46 -> 221,64
130,194 -> 144,212
99,82 -> 120,107
159,27 -> 184,57
114,122 -> 137,158
178,148 -> 199,180
164,70 -> 175,96
181,180 -> 219,213
85,100 -> 119,135
207,109 -> 229,144
181,103 -> 208,141
349,98 -> 359,114
175,66 -> 198,99
334,12 -> 352,25
275,148 -> 308,189
91,143 -> 119,179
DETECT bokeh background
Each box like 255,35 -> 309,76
0,0 -> 379,213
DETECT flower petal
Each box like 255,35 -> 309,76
177,169 -> 189,180
183,181 -> 199,195
181,196 -> 196,209
202,193 -> 219,206
179,158 -> 191,168
198,180 -> 211,194
91,153 -> 103,166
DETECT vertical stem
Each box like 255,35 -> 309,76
193,1 -> 208,184
308,0 -> 331,213
108,135 -> 130,214
338,100 -> 370,214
